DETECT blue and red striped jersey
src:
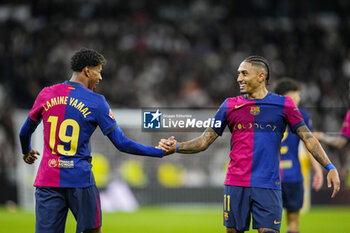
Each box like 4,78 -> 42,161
21,81 -> 163,188
212,93 -> 305,190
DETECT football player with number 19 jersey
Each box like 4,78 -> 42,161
19,48 -> 168,233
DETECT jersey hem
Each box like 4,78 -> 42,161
34,184 -> 94,188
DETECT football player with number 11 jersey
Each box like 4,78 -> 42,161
158,56 -> 340,233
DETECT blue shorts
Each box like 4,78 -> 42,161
35,185 -> 102,233
223,186 -> 282,231
282,181 -> 304,211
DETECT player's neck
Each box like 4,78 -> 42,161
247,88 -> 268,100
70,73 -> 88,88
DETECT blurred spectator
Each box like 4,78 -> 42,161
0,82 -> 17,203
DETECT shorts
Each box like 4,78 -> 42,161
35,185 -> 102,233
282,181 -> 304,211
223,185 -> 282,231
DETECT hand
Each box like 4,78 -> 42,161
156,136 -> 177,156
22,149 -> 40,164
313,132 -> 324,141
327,169 -> 340,198
312,168 -> 324,191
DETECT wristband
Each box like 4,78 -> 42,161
325,163 -> 336,171
176,144 -> 179,152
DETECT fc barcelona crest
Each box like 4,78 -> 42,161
224,212 -> 229,221
250,107 -> 260,116
48,158 -> 58,168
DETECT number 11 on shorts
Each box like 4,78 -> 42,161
223,194 -> 230,211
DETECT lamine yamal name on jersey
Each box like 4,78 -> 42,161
43,96 -> 91,118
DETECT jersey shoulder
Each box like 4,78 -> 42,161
75,86 -> 106,101
84,90 -> 107,106
35,83 -> 68,100
44,82 -> 108,108
63,82 -> 108,104
266,92 -> 287,103
299,107 -> 310,119
226,95 -> 247,105
268,92 -> 284,99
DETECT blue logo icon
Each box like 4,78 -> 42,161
143,109 -> 162,129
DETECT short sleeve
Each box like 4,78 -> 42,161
29,88 -> 46,122
211,99 -> 228,136
300,108 -> 312,131
95,96 -> 118,135
340,110 -> 350,138
284,96 -> 305,132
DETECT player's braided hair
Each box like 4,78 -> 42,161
244,55 -> 270,84
274,77 -> 301,95
70,48 -> 107,72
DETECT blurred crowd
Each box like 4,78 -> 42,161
1,0 -> 350,202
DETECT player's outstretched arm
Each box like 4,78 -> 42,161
313,132 -> 348,149
296,125 -> 340,198
107,126 -> 173,157
158,127 -> 219,154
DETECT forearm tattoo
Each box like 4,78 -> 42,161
178,127 -> 219,154
296,126 -> 330,167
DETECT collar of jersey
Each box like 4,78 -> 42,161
64,80 -> 85,88
244,92 -> 271,101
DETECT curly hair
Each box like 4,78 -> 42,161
70,48 -> 107,72
274,77 -> 301,95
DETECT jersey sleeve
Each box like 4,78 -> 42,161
95,96 -> 118,135
300,108 -> 312,131
284,96 -> 305,132
340,110 -> 350,138
19,88 -> 47,154
19,116 -> 41,154
107,126 -> 164,157
29,88 -> 47,122
211,99 -> 228,136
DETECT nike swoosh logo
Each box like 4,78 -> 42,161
274,220 -> 281,224
234,104 -> 247,109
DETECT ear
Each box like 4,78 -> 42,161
83,67 -> 90,78
258,72 -> 266,83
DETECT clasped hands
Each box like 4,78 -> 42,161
156,136 -> 178,155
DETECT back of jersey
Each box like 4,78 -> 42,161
29,81 -> 116,188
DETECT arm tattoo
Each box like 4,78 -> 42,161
296,125 -> 331,167
296,126 -> 313,140
178,127 -> 219,154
